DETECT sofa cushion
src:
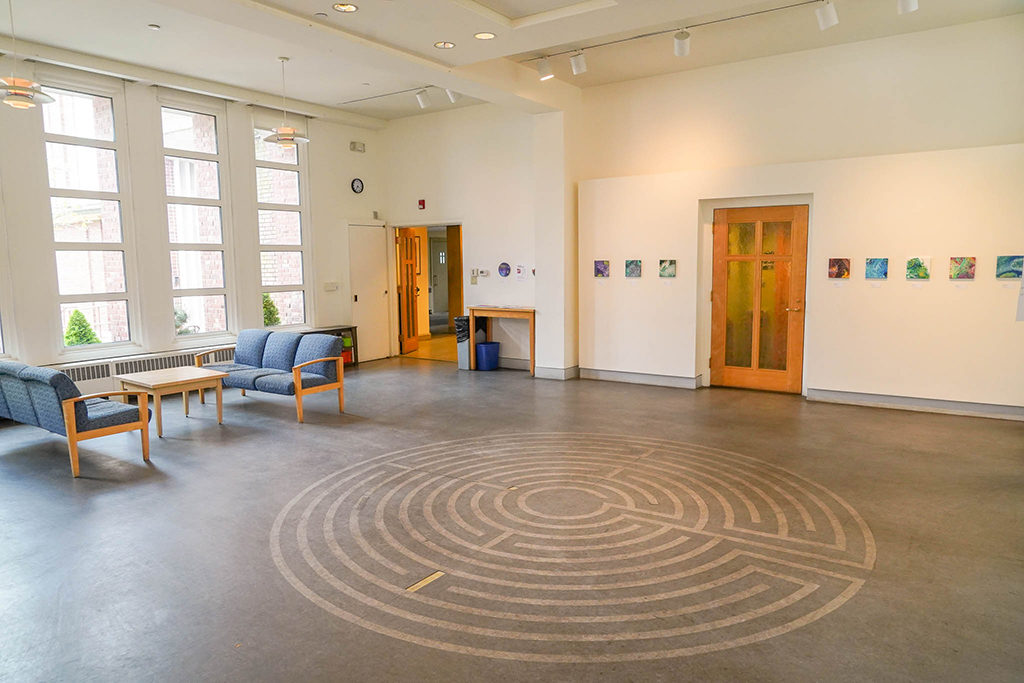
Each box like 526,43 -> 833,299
223,368 -> 285,391
254,372 -> 332,396
80,398 -> 150,432
294,334 -> 344,381
233,329 -> 273,367
0,361 -> 38,427
261,332 -> 303,372
202,362 -> 256,374
19,366 -> 84,436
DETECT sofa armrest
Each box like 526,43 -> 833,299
292,356 -> 345,372
61,391 -> 150,434
194,345 -> 236,367
292,356 -> 344,389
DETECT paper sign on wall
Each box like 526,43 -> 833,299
515,264 -> 528,281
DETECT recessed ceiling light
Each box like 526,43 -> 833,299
147,23 -> 161,31
474,32 -> 496,40
332,3 -> 358,12
434,41 -> 456,49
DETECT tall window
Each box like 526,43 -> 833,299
255,129 -> 307,327
43,87 -> 131,348
162,107 -> 229,337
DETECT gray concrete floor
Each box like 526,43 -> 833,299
1,357 -> 1022,682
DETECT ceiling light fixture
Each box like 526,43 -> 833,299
815,1 -> 839,30
537,58 -> 554,81
673,30 -> 691,57
434,41 -> 455,49
896,0 -> 918,14
147,23 -> 161,31
332,3 -> 357,12
444,88 -> 460,104
415,89 -> 430,109
263,57 -> 309,148
1,0 -> 54,110
569,51 -> 587,75
474,32 -> 496,40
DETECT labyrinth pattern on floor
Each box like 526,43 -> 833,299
271,433 -> 875,662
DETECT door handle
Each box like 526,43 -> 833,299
785,307 -> 802,312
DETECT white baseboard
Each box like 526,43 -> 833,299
498,357 -> 530,371
580,368 -> 700,389
535,366 -> 580,381
806,388 -> 1024,421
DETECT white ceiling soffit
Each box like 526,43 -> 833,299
450,0 -> 618,29
511,0 -> 1024,88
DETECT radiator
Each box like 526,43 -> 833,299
51,347 -> 235,394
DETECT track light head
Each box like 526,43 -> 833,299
537,58 -> 554,81
415,89 -> 430,109
815,1 -> 839,30
673,30 -> 691,57
897,0 -> 918,14
444,88 -> 460,104
569,52 -> 587,76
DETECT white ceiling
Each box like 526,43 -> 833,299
1,0 -> 1021,121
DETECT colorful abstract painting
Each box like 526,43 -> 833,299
864,258 -> 888,280
594,260 -> 610,278
828,258 -> 850,279
905,257 -> 931,280
625,260 -> 642,278
659,260 -> 677,278
949,256 -> 976,280
996,255 -> 1023,279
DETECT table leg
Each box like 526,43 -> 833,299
529,312 -> 536,377
183,389 -> 189,417
215,382 -> 223,425
469,311 -> 477,370
120,380 -> 128,403
154,393 -> 163,438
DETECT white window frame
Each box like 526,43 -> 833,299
254,124 -> 312,329
41,74 -> 144,360
159,95 -> 237,344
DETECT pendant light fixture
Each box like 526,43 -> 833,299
1,0 -> 54,109
263,57 -> 309,148
673,30 -> 691,57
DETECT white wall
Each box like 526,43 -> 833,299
580,144 -> 1024,407
574,16 -> 1024,180
382,104 -> 538,361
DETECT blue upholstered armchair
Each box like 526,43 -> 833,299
0,361 -> 151,477
194,330 -> 344,422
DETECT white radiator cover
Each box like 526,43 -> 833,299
50,347 -> 234,395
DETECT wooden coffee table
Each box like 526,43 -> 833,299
114,366 -> 228,438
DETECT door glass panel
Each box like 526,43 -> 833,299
762,221 -> 792,256
725,261 -> 755,367
758,260 -> 790,371
727,223 -> 756,255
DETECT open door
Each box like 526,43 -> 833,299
446,225 -> 463,329
397,227 -> 419,354
711,205 -> 808,393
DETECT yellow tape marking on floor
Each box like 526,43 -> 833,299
406,571 -> 446,592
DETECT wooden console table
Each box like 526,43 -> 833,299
467,306 -> 536,376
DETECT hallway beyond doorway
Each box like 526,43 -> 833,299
402,333 -> 457,363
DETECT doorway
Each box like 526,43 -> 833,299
348,224 -> 392,362
710,205 -> 808,393
398,225 -> 463,363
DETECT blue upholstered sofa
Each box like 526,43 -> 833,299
194,330 -> 344,422
0,360 -> 151,477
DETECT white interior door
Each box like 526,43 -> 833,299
348,224 -> 391,362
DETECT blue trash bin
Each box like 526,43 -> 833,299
476,341 -> 500,371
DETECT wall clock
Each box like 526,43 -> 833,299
351,178 -> 364,194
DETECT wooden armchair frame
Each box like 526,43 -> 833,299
61,391 -> 150,478
195,345 -> 237,400
292,356 -> 345,423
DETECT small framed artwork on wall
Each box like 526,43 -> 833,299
906,257 -> 931,280
949,257 -> 976,280
996,255 -> 1023,279
659,260 -> 677,278
828,258 -> 850,279
865,258 -> 888,280
594,260 -> 610,278
625,260 -> 642,278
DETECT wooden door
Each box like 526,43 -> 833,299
396,228 -> 419,354
446,225 -> 463,330
348,225 -> 391,361
711,205 -> 808,393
